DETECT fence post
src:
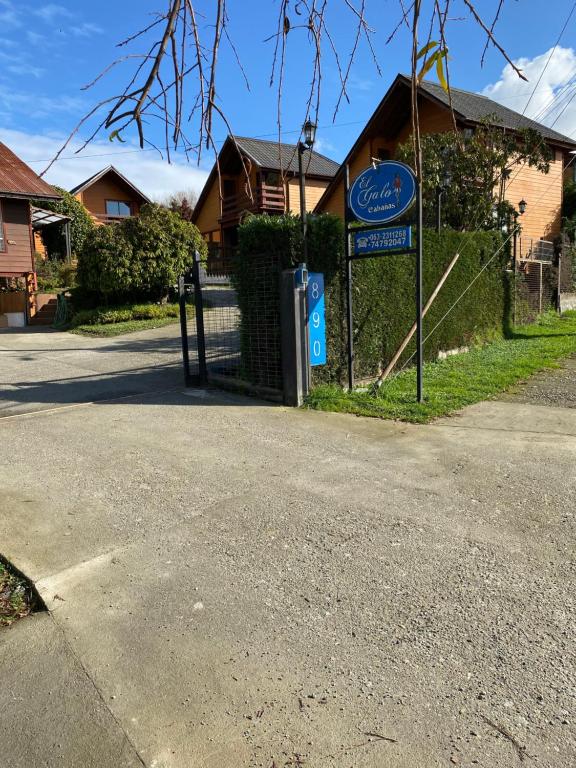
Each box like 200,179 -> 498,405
178,274 -> 191,385
280,268 -> 309,406
557,251 -> 562,312
539,261 -> 543,315
191,250 -> 208,384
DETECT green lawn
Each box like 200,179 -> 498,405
307,311 -> 576,423
70,315 -> 182,337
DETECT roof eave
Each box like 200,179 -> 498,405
0,191 -> 61,201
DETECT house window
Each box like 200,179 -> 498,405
376,148 -> 391,161
0,201 -> 5,251
262,171 -> 281,187
105,200 -> 132,217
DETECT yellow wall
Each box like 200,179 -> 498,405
318,99 -> 453,218
77,175 -> 142,217
286,177 -> 331,214
317,98 -> 565,245
195,167 -> 332,240
194,174 -> 222,239
505,150 -> 564,248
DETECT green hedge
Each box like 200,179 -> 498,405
238,214 -> 510,385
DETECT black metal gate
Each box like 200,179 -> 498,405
179,250 -> 285,401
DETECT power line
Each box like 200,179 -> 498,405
522,0 -> 576,115
21,120 -> 367,165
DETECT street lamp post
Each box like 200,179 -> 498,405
513,199 -> 527,262
298,119 -> 317,262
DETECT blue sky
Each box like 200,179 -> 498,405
1,0 -> 575,198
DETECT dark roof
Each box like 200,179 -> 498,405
232,136 -> 339,177
416,77 -> 576,146
70,165 -> 151,202
0,142 -> 60,200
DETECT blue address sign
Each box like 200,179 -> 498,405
307,272 -> 326,366
354,225 -> 412,256
348,160 -> 417,224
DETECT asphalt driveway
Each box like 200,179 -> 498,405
1,327 -> 575,767
0,324 -> 185,418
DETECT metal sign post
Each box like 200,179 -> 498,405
345,160 -> 423,402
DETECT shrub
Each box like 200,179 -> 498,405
77,203 -> 207,303
34,257 -> 77,292
237,213 -> 510,385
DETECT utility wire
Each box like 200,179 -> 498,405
522,0 -> 576,115
382,151 -> 576,385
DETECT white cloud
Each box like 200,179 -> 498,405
69,22 -> 103,37
312,136 -> 337,156
0,128 -> 210,201
0,0 -> 20,27
34,4 -> 73,22
7,63 -> 45,78
482,46 -> 576,138
0,85 -> 85,119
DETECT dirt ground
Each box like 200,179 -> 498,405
1,327 -> 575,768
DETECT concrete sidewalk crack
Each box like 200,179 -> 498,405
51,616 -> 147,768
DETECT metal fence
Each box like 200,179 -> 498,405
180,250 -> 284,400
515,258 -> 558,324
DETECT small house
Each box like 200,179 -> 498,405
0,142 -> 60,327
192,135 -> 339,258
315,74 -> 576,253
70,165 -> 151,225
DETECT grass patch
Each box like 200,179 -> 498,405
67,301 -> 194,337
306,311 -> 576,423
70,315 -> 183,337
0,560 -> 34,627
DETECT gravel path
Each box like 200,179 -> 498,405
499,356 -> 576,409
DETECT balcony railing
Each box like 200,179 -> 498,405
93,213 -> 133,225
220,183 -> 285,223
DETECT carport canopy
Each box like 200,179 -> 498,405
31,206 -> 72,261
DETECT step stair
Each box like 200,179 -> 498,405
29,298 -> 58,326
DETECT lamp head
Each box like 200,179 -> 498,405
303,119 -> 317,148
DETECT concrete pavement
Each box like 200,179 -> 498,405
1,327 -> 575,767
0,324 -> 184,418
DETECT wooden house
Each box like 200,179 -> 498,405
315,74 -> 576,253
70,165 -> 151,225
192,136 -> 339,256
0,142 -> 60,326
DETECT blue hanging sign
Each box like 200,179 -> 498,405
353,225 -> 412,255
347,161 -> 416,224
307,272 -> 326,366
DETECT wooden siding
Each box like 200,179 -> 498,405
196,166 -> 331,240
286,177 -> 331,215
505,151 -> 564,247
317,98 -> 565,245
76,176 -> 142,218
34,230 -> 47,257
0,291 -> 26,313
319,99 -> 454,218
0,198 -> 34,275
195,175 -> 222,237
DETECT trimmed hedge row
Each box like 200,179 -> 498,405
237,214 -> 510,384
